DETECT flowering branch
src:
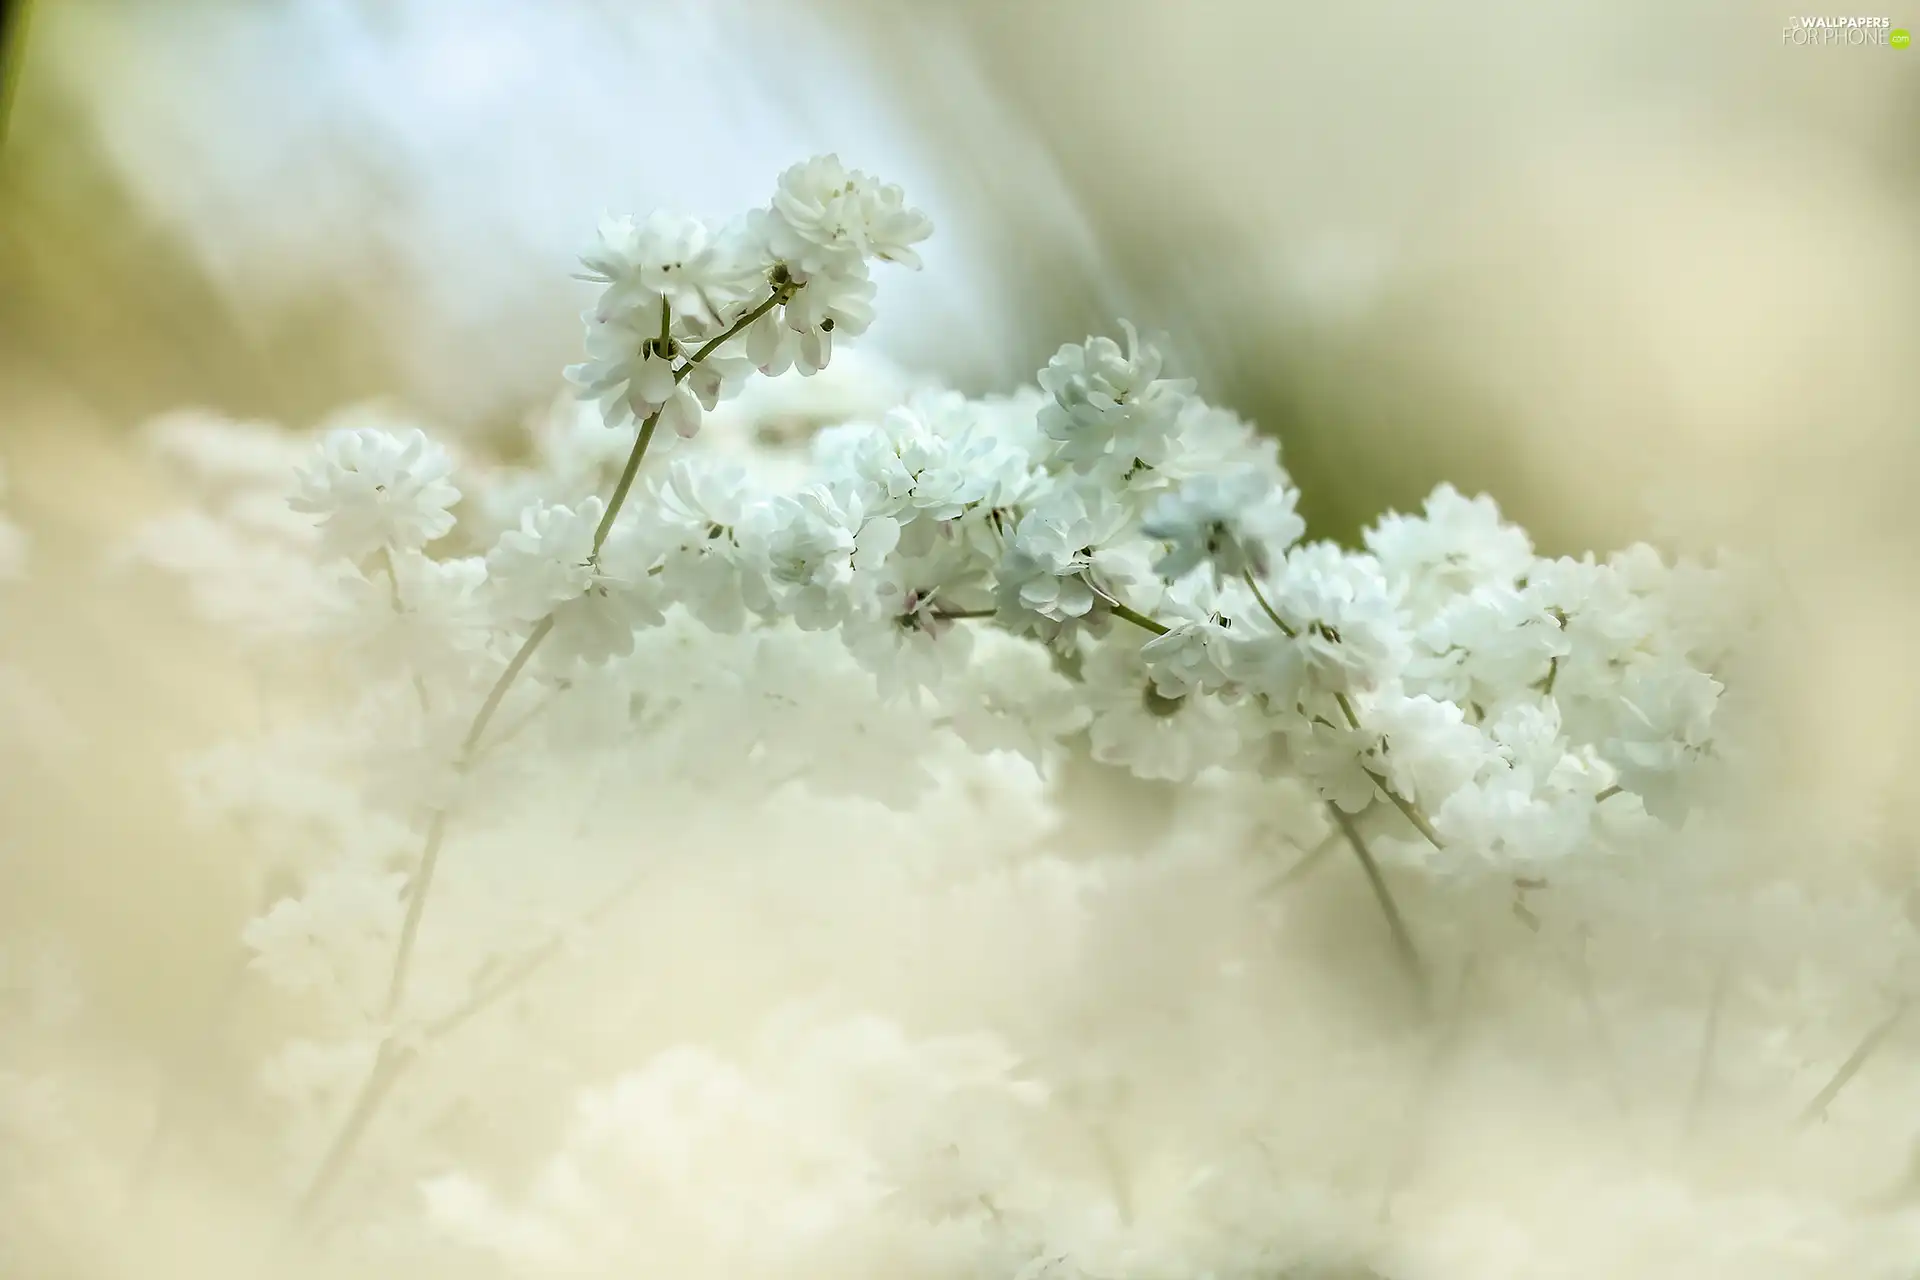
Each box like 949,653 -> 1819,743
284,158 -> 934,1228
227,152 -> 1740,1263
384,291 -> 783,1024
1335,691 -> 1445,851
1329,801 -> 1429,1008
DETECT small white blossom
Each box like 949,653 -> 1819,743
994,485 -> 1138,640
762,154 -> 933,276
1081,637 -> 1250,782
1037,322 -> 1195,482
1366,483 -> 1534,620
1140,619 -> 1238,699
242,867 -> 405,1001
321,551 -> 491,680
579,210 -> 757,332
487,498 -> 604,623
742,484 -> 899,631
1142,469 -> 1304,581
486,499 -> 665,666
567,307 -> 705,438
1264,542 -> 1410,696
290,427 -> 460,560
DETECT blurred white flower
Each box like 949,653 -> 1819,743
289,427 -> 461,560
1037,322 -> 1195,481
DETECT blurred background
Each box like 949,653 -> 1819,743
2,0 -> 1919,1048
7,0 -> 1912,544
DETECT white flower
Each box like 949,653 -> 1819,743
762,154 -> 933,276
742,484 -> 899,630
1140,619 -> 1237,699
320,551 -> 491,679
1265,542 -> 1409,695
1081,637 -> 1250,782
1159,400 -> 1284,482
1037,322 -> 1195,481
749,269 -> 877,376
843,583 -> 977,702
1285,715 -> 1380,813
486,499 -> 664,664
289,427 -> 460,560
1365,483 -> 1534,620
567,307 -> 704,437
942,627 -> 1092,763
545,526 -> 667,669
487,498 -> 603,623
836,401 -> 998,526
242,867 -> 404,1001
578,210 -> 758,331
1141,469 -> 1304,581
681,347 -> 754,418
995,484 -> 1137,638
1356,685 -> 1500,813
651,458 -> 758,632
1600,660 -> 1722,815
1406,583 -> 1568,713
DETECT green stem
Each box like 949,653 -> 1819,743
383,614 -> 553,1022
377,546 -> 433,713
1260,827 -> 1344,895
284,863 -> 656,1245
1241,570 -> 1296,637
588,291 -> 780,554
292,287 -> 786,1229
1335,690 -> 1445,851
1685,957 -> 1730,1133
283,1039 -> 413,1236
592,411 -> 661,554
1799,996 -> 1911,1126
682,291 -> 781,367
1091,587 -> 1169,637
1329,802 -> 1428,1010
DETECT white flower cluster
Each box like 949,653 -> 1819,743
96,157 -> 1864,1280
568,155 -> 932,440
283,263 -> 1727,883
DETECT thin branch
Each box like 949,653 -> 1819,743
1334,690 -> 1445,851
1685,957 -> 1731,1133
1107,598 -> 1169,636
1571,928 -> 1633,1128
383,614 -> 553,1021
1799,996 -> 1911,1126
285,1039 -> 413,1231
421,866 -> 651,1044
470,680 -> 568,765
1364,770 -> 1446,850
1260,827 -> 1344,896
593,412 -> 662,554
1328,802 -> 1428,1010
284,864 -> 653,1244
290,288 -> 784,1229
1240,569 -> 1295,637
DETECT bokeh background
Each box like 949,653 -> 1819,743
9,0 -> 1913,544
2,0 -> 1919,1120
